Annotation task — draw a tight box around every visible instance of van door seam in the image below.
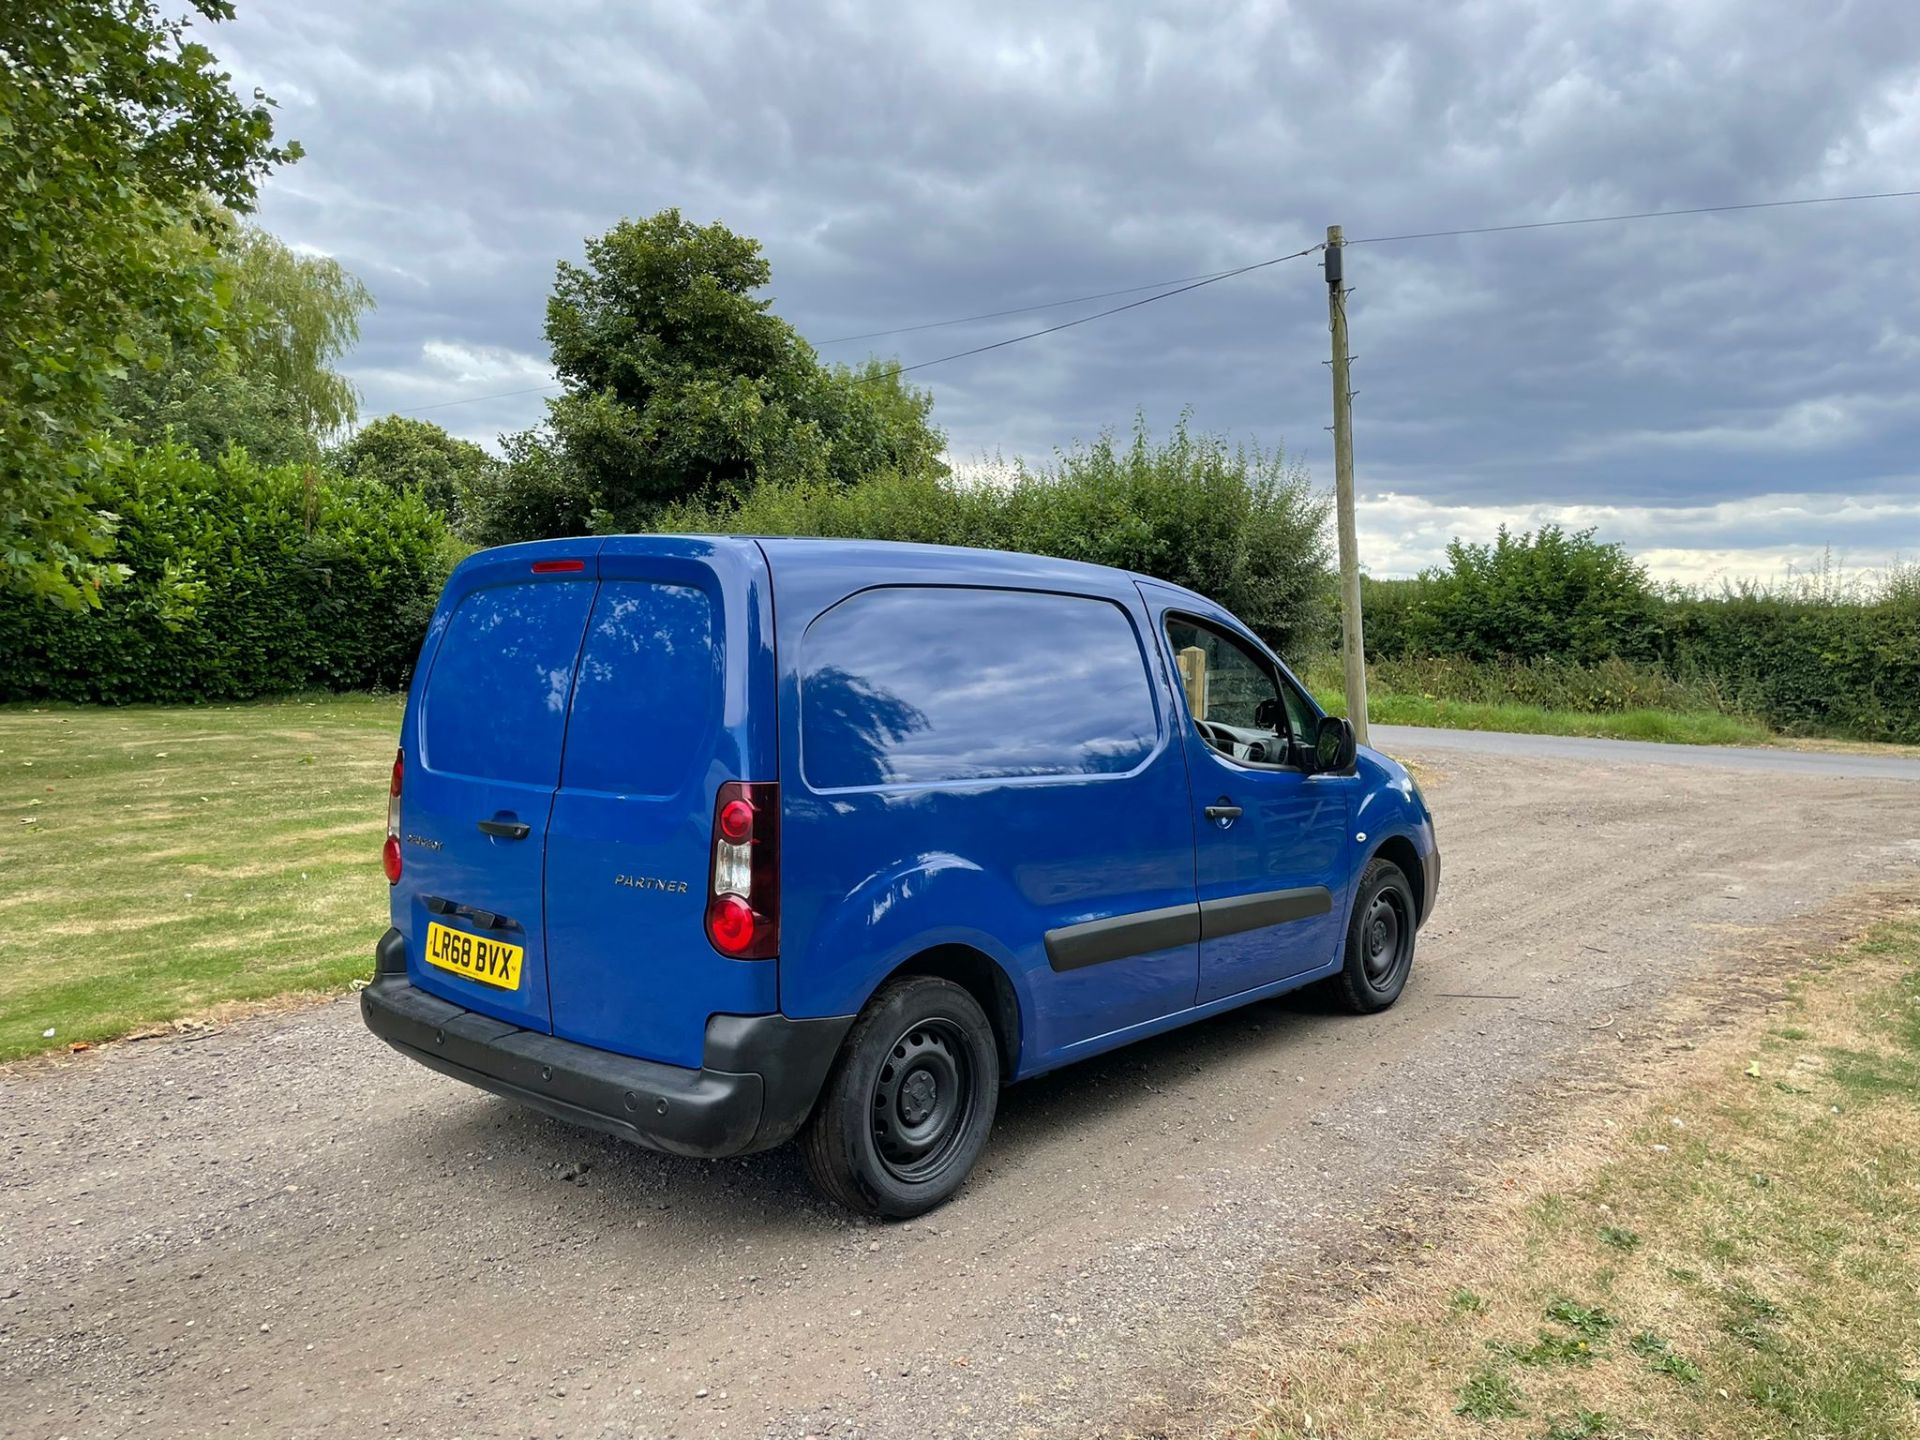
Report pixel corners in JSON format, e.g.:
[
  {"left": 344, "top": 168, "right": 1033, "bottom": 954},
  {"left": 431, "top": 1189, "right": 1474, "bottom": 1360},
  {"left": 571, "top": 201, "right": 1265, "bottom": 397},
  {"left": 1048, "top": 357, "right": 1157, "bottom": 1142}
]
[
  {"left": 541, "top": 549, "right": 606, "bottom": 1033},
  {"left": 1134, "top": 579, "right": 1204, "bottom": 1008},
  {"left": 750, "top": 538, "right": 782, "bottom": 1018}
]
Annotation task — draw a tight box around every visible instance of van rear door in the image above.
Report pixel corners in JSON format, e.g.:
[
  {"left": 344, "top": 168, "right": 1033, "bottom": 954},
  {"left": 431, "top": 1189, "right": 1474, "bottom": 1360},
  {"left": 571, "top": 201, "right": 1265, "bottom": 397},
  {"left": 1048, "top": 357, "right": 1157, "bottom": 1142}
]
[
  {"left": 543, "top": 537, "right": 779, "bottom": 1070},
  {"left": 397, "top": 542, "right": 602, "bottom": 1031}
]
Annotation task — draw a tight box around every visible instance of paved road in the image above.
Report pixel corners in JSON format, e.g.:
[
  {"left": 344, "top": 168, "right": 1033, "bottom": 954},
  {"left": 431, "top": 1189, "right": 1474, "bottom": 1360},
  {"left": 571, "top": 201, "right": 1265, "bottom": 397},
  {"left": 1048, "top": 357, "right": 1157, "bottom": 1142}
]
[
  {"left": 5, "top": 741, "right": 1919, "bottom": 1440},
  {"left": 1372, "top": 723, "right": 1920, "bottom": 780}
]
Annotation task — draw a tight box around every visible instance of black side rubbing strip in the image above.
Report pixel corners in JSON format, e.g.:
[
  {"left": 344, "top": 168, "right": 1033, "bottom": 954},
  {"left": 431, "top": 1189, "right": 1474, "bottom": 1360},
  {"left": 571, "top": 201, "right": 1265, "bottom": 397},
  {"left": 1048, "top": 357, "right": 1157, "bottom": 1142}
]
[
  {"left": 1198, "top": 885, "right": 1332, "bottom": 940},
  {"left": 1046, "top": 903, "right": 1201, "bottom": 972}
]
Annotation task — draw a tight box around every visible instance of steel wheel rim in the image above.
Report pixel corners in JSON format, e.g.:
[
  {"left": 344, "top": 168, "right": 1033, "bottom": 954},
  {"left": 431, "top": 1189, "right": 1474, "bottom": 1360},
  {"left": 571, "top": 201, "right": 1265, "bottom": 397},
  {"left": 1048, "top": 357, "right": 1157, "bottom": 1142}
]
[
  {"left": 1362, "top": 887, "right": 1408, "bottom": 986},
  {"left": 870, "top": 1018, "right": 975, "bottom": 1184}
]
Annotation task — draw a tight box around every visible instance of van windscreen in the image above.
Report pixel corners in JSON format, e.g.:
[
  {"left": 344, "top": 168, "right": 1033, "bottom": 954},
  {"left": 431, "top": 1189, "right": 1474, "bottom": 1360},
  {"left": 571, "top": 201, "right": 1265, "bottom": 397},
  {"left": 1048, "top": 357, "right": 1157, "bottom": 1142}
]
[{"left": 421, "top": 580, "right": 595, "bottom": 786}]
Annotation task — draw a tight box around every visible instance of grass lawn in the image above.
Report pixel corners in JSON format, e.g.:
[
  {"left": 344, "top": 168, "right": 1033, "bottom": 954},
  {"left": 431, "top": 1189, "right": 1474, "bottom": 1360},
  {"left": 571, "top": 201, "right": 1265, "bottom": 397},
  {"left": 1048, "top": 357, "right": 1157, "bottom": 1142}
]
[
  {"left": 1232, "top": 907, "right": 1920, "bottom": 1440},
  {"left": 1313, "top": 688, "right": 1779, "bottom": 747},
  {"left": 0, "top": 692, "right": 1905, "bottom": 1064},
  {"left": 0, "top": 694, "right": 402, "bottom": 1061}
]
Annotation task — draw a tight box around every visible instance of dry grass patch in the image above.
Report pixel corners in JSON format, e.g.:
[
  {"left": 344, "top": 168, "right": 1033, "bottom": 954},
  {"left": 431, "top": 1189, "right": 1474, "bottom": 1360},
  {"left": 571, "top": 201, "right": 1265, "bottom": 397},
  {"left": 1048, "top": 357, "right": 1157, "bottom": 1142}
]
[
  {"left": 0, "top": 695, "right": 403, "bottom": 1059},
  {"left": 1765, "top": 735, "right": 1920, "bottom": 761},
  {"left": 1216, "top": 904, "right": 1920, "bottom": 1440}
]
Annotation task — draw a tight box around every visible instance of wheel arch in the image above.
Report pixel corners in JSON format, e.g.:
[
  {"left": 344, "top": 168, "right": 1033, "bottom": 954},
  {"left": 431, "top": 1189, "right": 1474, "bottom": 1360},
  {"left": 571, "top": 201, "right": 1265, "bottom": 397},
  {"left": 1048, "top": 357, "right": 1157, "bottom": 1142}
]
[
  {"left": 1368, "top": 832, "right": 1427, "bottom": 924},
  {"left": 881, "top": 943, "right": 1022, "bottom": 1080}
]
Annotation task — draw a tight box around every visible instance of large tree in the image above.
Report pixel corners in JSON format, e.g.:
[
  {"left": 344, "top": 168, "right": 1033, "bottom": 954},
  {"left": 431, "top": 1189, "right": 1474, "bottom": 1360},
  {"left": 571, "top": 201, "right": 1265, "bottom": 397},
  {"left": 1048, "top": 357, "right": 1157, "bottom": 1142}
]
[
  {"left": 114, "top": 210, "right": 374, "bottom": 465},
  {"left": 332, "top": 414, "right": 499, "bottom": 521},
  {"left": 500, "top": 209, "right": 944, "bottom": 537},
  {"left": 1, "top": 0, "right": 299, "bottom": 608},
  {"left": 222, "top": 221, "right": 370, "bottom": 437}
]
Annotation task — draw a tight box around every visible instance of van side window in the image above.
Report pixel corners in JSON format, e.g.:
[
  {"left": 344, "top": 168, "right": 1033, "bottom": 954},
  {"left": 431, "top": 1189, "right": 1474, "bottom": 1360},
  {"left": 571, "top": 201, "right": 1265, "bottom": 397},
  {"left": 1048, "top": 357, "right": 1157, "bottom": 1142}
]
[
  {"left": 422, "top": 581, "right": 595, "bottom": 786},
  {"left": 1165, "top": 617, "right": 1289, "bottom": 766},
  {"left": 800, "top": 587, "right": 1159, "bottom": 790}
]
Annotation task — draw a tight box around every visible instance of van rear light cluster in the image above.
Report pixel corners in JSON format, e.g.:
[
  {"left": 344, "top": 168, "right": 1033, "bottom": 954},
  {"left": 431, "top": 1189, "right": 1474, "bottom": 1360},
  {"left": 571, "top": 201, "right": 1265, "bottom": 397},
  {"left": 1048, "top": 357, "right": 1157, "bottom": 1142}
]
[
  {"left": 383, "top": 749, "right": 404, "bottom": 884},
  {"left": 706, "top": 781, "right": 778, "bottom": 958}
]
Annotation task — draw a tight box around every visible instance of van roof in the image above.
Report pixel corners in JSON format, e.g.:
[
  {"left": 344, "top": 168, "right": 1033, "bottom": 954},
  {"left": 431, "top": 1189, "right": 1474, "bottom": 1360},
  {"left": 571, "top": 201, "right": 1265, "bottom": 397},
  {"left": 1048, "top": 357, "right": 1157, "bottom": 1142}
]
[
  {"left": 719, "top": 533, "right": 1214, "bottom": 607},
  {"left": 469, "top": 533, "right": 1219, "bottom": 611}
]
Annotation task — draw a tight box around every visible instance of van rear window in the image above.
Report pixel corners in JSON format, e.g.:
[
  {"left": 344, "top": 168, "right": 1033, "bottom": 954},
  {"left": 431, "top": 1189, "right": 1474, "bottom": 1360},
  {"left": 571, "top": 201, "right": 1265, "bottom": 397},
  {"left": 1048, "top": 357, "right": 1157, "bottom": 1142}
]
[
  {"left": 422, "top": 580, "right": 596, "bottom": 786},
  {"left": 561, "top": 581, "right": 717, "bottom": 797},
  {"left": 800, "top": 586, "right": 1160, "bottom": 790}
]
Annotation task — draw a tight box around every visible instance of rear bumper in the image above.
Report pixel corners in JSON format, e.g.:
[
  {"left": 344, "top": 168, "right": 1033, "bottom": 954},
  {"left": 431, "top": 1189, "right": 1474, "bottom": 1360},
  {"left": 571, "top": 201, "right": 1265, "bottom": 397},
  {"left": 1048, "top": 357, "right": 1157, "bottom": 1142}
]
[{"left": 362, "top": 929, "right": 852, "bottom": 1158}]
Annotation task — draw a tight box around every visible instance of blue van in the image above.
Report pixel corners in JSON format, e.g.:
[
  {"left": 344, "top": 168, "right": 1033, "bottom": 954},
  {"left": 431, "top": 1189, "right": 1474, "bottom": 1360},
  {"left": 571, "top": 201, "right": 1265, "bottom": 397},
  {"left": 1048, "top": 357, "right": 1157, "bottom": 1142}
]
[{"left": 363, "top": 536, "right": 1439, "bottom": 1216}]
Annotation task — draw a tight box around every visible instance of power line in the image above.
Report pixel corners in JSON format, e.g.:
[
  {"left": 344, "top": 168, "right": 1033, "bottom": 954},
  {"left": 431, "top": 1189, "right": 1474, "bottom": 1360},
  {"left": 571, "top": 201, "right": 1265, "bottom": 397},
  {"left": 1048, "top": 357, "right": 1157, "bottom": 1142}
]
[
  {"left": 815, "top": 267, "right": 1243, "bottom": 344},
  {"left": 398, "top": 382, "right": 559, "bottom": 416},
  {"left": 388, "top": 186, "right": 1920, "bottom": 416},
  {"left": 392, "top": 247, "right": 1322, "bottom": 412},
  {"left": 394, "top": 258, "right": 1298, "bottom": 413},
  {"left": 832, "top": 189, "right": 1920, "bottom": 364},
  {"left": 836, "top": 188, "right": 1920, "bottom": 365},
  {"left": 854, "top": 245, "right": 1324, "bottom": 384},
  {"left": 1350, "top": 187, "right": 1920, "bottom": 246},
  {"left": 391, "top": 259, "right": 1290, "bottom": 414}
]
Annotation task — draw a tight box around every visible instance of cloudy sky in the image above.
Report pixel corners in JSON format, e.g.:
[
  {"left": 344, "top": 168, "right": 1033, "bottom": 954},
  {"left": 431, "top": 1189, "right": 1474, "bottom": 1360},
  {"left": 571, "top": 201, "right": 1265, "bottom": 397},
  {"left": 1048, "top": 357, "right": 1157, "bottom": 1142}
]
[{"left": 219, "top": 0, "right": 1920, "bottom": 583}]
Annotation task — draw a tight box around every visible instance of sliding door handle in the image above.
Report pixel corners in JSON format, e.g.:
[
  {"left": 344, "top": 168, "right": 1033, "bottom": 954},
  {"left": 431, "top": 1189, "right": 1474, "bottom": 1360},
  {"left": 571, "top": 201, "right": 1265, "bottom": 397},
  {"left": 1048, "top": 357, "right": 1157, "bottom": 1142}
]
[{"left": 1204, "top": 804, "right": 1243, "bottom": 822}]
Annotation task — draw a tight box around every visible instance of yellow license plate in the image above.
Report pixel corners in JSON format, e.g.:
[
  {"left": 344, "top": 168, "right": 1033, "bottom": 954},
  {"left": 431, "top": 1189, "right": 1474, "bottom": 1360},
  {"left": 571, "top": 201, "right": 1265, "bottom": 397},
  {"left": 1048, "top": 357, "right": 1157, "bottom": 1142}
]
[{"left": 423, "top": 921, "right": 524, "bottom": 990}]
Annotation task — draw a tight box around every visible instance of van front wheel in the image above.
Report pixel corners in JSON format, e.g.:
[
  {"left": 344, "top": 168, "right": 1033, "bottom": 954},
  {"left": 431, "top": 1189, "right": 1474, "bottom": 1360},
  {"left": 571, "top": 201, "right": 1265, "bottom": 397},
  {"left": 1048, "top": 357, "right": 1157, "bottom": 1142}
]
[
  {"left": 1329, "top": 858, "right": 1417, "bottom": 1014},
  {"left": 801, "top": 976, "right": 1000, "bottom": 1218}
]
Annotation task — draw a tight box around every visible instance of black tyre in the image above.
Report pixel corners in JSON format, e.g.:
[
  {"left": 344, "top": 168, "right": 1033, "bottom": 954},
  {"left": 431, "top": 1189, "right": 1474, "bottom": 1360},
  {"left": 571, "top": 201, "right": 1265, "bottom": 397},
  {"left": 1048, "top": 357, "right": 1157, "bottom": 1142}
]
[
  {"left": 801, "top": 976, "right": 999, "bottom": 1218},
  {"left": 1329, "top": 858, "right": 1418, "bottom": 1014}
]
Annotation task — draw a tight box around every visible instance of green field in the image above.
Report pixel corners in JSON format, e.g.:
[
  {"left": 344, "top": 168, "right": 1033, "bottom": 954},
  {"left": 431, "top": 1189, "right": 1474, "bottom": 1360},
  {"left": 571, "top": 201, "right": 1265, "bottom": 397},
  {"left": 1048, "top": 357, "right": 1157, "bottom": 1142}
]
[
  {"left": 0, "top": 689, "right": 1890, "bottom": 1062},
  {"left": 0, "top": 695, "right": 403, "bottom": 1061}
]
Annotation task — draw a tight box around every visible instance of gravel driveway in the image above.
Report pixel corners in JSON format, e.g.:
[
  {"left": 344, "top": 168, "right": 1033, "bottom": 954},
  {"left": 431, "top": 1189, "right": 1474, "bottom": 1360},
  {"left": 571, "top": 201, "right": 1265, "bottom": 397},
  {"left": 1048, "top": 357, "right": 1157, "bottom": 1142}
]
[{"left": 4, "top": 738, "right": 1917, "bottom": 1440}]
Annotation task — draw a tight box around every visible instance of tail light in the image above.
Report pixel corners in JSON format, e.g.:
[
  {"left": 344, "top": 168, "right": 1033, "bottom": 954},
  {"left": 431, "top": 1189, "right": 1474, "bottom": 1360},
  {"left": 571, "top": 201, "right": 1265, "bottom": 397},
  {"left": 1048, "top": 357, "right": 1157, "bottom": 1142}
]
[
  {"left": 705, "top": 781, "right": 778, "bottom": 958},
  {"left": 383, "top": 749, "right": 404, "bottom": 884}
]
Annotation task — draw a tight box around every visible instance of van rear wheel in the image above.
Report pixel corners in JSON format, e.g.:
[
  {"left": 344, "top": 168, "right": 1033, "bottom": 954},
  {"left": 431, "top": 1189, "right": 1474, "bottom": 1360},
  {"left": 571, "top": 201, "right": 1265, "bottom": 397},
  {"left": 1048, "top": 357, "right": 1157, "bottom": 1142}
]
[{"left": 801, "top": 976, "right": 999, "bottom": 1218}]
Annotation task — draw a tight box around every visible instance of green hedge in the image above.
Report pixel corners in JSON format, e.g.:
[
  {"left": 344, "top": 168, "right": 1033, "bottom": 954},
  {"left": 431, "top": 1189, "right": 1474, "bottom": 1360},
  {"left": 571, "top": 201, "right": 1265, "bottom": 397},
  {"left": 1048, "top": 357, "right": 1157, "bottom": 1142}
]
[
  {"left": 1362, "top": 527, "right": 1663, "bottom": 665},
  {"left": 0, "top": 444, "right": 448, "bottom": 703},
  {"left": 1338, "top": 652, "right": 1750, "bottom": 718},
  {"left": 1660, "top": 590, "right": 1920, "bottom": 743},
  {"left": 1362, "top": 559, "right": 1920, "bottom": 743}
]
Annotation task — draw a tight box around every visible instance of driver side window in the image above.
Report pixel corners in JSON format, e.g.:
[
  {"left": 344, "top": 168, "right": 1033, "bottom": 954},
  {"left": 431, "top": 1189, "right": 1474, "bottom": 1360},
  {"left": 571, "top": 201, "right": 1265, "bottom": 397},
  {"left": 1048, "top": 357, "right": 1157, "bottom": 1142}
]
[{"left": 1165, "top": 617, "right": 1286, "bottom": 765}]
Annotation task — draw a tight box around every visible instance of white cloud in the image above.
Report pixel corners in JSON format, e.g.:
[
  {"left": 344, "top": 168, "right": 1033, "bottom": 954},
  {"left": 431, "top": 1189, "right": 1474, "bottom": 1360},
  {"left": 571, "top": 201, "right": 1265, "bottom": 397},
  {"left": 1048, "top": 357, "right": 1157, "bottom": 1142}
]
[
  {"left": 349, "top": 341, "right": 555, "bottom": 448},
  {"left": 1563, "top": 395, "right": 1889, "bottom": 459}
]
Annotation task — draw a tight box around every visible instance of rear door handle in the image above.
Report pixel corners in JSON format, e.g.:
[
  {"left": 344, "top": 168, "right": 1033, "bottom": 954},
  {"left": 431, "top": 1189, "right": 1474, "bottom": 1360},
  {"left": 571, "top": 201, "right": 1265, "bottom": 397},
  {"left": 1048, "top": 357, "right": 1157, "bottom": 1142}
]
[
  {"left": 1204, "top": 804, "right": 1243, "bottom": 822},
  {"left": 476, "top": 817, "right": 531, "bottom": 840},
  {"left": 424, "top": 896, "right": 517, "bottom": 931}
]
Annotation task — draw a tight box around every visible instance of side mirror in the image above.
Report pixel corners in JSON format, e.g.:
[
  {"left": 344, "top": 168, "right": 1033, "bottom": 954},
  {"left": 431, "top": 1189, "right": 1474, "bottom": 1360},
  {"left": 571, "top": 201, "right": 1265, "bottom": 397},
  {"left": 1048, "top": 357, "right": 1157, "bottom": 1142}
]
[{"left": 1314, "top": 715, "right": 1357, "bottom": 773}]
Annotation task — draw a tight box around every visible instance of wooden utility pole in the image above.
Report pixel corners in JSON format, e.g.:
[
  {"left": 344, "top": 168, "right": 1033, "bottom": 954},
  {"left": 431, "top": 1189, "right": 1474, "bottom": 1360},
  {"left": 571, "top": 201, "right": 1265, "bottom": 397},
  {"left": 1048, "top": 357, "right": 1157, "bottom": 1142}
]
[{"left": 1325, "top": 224, "right": 1370, "bottom": 745}]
